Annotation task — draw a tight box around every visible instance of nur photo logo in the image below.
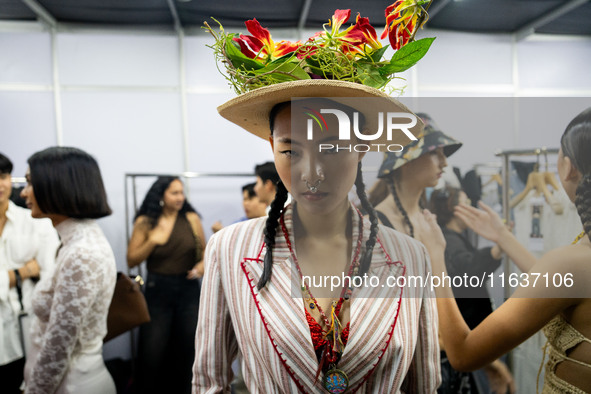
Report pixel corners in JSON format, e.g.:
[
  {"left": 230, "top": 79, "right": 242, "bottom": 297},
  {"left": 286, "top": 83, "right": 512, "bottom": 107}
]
[{"left": 305, "top": 107, "right": 418, "bottom": 153}]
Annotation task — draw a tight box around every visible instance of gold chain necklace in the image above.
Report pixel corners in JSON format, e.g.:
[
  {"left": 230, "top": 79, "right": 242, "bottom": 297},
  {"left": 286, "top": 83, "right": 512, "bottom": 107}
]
[{"left": 572, "top": 231, "right": 587, "bottom": 245}]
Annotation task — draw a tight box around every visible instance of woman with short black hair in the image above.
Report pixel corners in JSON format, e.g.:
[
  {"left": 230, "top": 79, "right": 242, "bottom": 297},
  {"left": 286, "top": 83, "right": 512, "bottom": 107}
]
[{"left": 21, "top": 146, "right": 116, "bottom": 394}]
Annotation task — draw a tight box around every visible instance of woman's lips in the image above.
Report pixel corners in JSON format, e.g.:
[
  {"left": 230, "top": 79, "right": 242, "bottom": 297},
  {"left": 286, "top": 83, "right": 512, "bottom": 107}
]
[{"left": 301, "top": 191, "right": 328, "bottom": 201}]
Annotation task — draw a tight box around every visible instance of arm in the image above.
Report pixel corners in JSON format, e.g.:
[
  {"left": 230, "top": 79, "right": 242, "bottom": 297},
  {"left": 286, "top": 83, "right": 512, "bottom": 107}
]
[
  {"left": 187, "top": 212, "right": 206, "bottom": 279},
  {"left": 26, "top": 252, "right": 105, "bottom": 394},
  {"left": 192, "top": 234, "right": 238, "bottom": 393},
  {"left": 455, "top": 201, "right": 538, "bottom": 272},
  {"left": 32, "top": 219, "right": 59, "bottom": 279},
  {"left": 422, "top": 210, "right": 577, "bottom": 371},
  {"left": 126, "top": 217, "right": 158, "bottom": 268},
  {"left": 401, "top": 245, "right": 441, "bottom": 393}
]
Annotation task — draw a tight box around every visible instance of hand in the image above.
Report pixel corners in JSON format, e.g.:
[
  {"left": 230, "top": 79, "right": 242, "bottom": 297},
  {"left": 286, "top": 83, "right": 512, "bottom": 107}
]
[
  {"left": 24, "top": 258, "right": 40, "bottom": 279},
  {"left": 187, "top": 261, "right": 204, "bottom": 279},
  {"left": 211, "top": 221, "right": 223, "bottom": 233},
  {"left": 484, "top": 360, "right": 516, "bottom": 394},
  {"left": 148, "top": 224, "right": 171, "bottom": 245},
  {"left": 454, "top": 201, "right": 508, "bottom": 243},
  {"left": 418, "top": 210, "right": 446, "bottom": 259}
]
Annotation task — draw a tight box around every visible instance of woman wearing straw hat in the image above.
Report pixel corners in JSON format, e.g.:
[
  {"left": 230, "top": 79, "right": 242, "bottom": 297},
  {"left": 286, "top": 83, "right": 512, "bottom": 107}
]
[{"left": 194, "top": 6, "right": 440, "bottom": 393}]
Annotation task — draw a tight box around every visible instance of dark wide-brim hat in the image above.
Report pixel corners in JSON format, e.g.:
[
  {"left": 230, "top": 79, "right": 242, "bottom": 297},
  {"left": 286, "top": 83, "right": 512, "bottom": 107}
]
[
  {"left": 217, "top": 79, "right": 425, "bottom": 151},
  {"left": 377, "top": 112, "right": 462, "bottom": 178}
]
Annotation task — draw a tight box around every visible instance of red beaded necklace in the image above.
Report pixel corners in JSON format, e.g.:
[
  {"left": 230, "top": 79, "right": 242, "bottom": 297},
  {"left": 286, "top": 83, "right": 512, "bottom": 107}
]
[{"left": 280, "top": 207, "right": 364, "bottom": 393}]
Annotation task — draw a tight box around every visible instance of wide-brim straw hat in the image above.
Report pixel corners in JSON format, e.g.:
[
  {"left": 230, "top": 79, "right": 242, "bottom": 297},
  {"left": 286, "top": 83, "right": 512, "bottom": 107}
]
[
  {"left": 217, "top": 79, "right": 424, "bottom": 150},
  {"left": 377, "top": 112, "right": 462, "bottom": 177}
]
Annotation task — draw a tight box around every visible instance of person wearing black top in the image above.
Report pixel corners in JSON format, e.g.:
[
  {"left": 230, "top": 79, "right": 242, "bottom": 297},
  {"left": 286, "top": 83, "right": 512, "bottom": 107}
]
[{"left": 429, "top": 186, "right": 515, "bottom": 394}]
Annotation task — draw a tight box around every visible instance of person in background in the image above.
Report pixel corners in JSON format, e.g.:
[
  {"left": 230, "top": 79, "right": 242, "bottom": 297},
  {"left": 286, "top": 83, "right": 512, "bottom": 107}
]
[
  {"left": 429, "top": 186, "right": 515, "bottom": 394},
  {"left": 370, "top": 113, "right": 462, "bottom": 243},
  {"left": 0, "top": 152, "right": 59, "bottom": 394},
  {"left": 422, "top": 107, "right": 591, "bottom": 393},
  {"left": 211, "top": 182, "right": 268, "bottom": 233},
  {"left": 254, "top": 161, "right": 280, "bottom": 206},
  {"left": 21, "top": 147, "right": 115, "bottom": 394},
  {"left": 127, "top": 176, "right": 205, "bottom": 394}
]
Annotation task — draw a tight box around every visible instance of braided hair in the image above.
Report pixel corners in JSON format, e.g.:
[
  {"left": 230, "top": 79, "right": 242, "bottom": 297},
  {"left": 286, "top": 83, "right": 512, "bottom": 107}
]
[
  {"left": 383, "top": 175, "right": 415, "bottom": 238},
  {"left": 355, "top": 162, "right": 380, "bottom": 277},
  {"left": 258, "top": 180, "right": 289, "bottom": 290},
  {"left": 561, "top": 107, "right": 591, "bottom": 242}
]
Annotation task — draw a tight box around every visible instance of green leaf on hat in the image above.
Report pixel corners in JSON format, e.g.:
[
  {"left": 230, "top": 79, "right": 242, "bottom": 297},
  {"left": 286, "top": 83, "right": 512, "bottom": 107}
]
[
  {"left": 368, "top": 46, "right": 389, "bottom": 63},
  {"left": 380, "top": 37, "right": 436, "bottom": 75},
  {"left": 356, "top": 63, "right": 388, "bottom": 89},
  {"left": 253, "top": 58, "right": 311, "bottom": 81}
]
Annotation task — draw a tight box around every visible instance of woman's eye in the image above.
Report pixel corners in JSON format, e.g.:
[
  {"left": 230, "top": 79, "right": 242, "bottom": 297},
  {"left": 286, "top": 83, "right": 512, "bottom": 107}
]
[{"left": 280, "top": 150, "right": 296, "bottom": 158}]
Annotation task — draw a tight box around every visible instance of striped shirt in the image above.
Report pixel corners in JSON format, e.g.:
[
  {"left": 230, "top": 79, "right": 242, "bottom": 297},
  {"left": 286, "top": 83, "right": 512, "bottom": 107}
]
[{"left": 193, "top": 204, "right": 440, "bottom": 393}]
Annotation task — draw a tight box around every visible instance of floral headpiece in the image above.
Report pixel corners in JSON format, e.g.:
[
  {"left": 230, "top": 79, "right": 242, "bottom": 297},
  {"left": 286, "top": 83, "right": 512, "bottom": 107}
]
[{"left": 204, "top": 1, "right": 433, "bottom": 95}]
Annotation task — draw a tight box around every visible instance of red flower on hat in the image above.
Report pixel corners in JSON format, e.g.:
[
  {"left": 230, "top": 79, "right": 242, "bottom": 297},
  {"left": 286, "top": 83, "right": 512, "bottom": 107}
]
[
  {"left": 382, "top": 0, "right": 430, "bottom": 50},
  {"left": 233, "top": 19, "right": 301, "bottom": 62}
]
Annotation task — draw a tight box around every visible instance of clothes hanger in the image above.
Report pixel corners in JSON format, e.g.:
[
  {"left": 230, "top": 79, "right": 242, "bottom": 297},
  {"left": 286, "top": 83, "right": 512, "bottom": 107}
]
[
  {"left": 483, "top": 173, "right": 503, "bottom": 187},
  {"left": 542, "top": 150, "right": 562, "bottom": 192},
  {"left": 509, "top": 150, "right": 564, "bottom": 214}
]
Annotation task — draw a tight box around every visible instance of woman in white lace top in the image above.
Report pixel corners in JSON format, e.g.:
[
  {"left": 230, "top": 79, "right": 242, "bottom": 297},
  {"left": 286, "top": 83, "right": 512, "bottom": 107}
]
[{"left": 20, "top": 147, "right": 116, "bottom": 394}]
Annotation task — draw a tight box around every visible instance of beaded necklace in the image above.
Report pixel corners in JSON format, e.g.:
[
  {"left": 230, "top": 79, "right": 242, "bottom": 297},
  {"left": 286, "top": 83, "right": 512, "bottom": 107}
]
[{"left": 280, "top": 207, "right": 364, "bottom": 394}]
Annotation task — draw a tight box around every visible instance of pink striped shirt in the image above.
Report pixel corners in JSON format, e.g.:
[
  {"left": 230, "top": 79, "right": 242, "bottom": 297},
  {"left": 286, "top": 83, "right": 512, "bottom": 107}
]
[{"left": 193, "top": 205, "right": 440, "bottom": 393}]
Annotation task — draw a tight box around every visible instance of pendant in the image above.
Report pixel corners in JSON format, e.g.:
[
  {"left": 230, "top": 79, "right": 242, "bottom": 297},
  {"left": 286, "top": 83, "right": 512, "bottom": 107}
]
[{"left": 324, "top": 367, "right": 349, "bottom": 393}]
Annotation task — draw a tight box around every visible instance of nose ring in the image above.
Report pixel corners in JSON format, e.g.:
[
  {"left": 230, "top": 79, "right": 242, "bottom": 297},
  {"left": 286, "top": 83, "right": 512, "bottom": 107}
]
[{"left": 304, "top": 179, "right": 322, "bottom": 193}]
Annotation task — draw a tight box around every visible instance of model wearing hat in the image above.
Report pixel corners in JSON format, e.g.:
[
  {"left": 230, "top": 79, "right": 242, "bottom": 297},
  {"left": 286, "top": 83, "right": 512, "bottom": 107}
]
[
  {"left": 371, "top": 113, "right": 462, "bottom": 239},
  {"left": 194, "top": 6, "right": 441, "bottom": 393}
]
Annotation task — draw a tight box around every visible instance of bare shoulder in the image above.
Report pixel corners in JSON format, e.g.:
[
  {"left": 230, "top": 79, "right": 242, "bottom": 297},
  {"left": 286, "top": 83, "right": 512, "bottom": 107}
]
[
  {"left": 133, "top": 215, "right": 152, "bottom": 230},
  {"left": 186, "top": 211, "right": 202, "bottom": 224}
]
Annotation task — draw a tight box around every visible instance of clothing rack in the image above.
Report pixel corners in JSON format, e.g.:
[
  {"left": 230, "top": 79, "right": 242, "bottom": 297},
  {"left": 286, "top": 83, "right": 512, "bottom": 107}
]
[
  {"left": 472, "top": 162, "right": 503, "bottom": 177},
  {"left": 495, "top": 147, "right": 559, "bottom": 246}
]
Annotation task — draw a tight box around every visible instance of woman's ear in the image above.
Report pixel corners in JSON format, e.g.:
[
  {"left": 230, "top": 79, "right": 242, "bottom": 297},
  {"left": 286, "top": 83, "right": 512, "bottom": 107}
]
[{"left": 564, "top": 155, "right": 582, "bottom": 182}]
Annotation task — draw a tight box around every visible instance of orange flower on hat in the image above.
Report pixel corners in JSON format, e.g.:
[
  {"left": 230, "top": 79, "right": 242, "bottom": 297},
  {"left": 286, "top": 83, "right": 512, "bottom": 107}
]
[
  {"left": 382, "top": 0, "right": 430, "bottom": 50},
  {"left": 233, "top": 18, "right": 301, "bottom": 62}
]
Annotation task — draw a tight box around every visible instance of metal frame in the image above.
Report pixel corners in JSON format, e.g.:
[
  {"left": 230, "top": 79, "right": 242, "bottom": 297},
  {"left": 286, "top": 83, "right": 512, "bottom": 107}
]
[{"left": 495, "top": 147, "right": 559, "bottom": 298}]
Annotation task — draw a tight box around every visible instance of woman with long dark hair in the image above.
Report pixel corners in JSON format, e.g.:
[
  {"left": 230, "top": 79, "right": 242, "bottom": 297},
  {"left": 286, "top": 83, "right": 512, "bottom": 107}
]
[
  {"left": 21, "top": 146, "right": 115, "bottom": 394},
  {"left": 423, "top": 107, "right": 591, "bottom": 393},
  {"left": 127, "top": 176, "right": 205, "bottom": 394}
]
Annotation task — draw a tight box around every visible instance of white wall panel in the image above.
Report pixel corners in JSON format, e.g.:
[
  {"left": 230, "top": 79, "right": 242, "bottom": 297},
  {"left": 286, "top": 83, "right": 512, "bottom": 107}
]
[
  {"left": 0, "top": 92, "right": 56, "bottom": 176},
  {"left": 58, "top": 33, "right": 179, "bottom": 87},
  {"left": 416, "top": 30, "right": 514, "bottom": 87},
  {"left": 518, "top": 38, "right": 591, "bottom": 91},
  {"left": 0, "top": 32, "right": 52, "bottom": 85}
]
